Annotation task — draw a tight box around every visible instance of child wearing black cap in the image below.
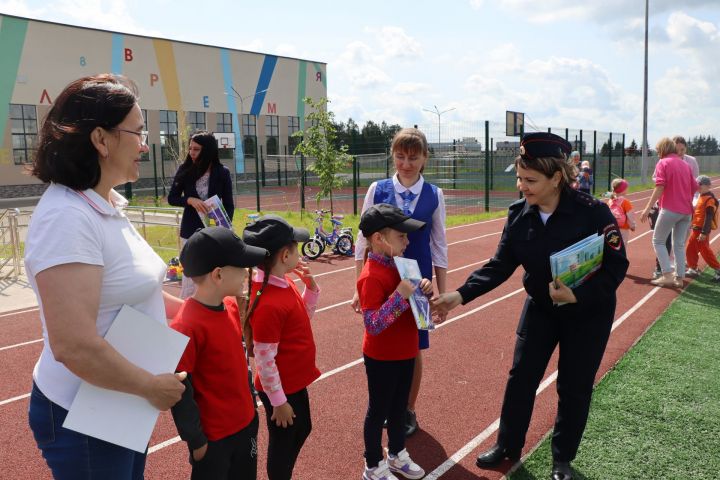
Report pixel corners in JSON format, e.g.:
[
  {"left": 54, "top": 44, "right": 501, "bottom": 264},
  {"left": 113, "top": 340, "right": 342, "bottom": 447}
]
[
  {"left": 357, "top": 203, "right": 433, "bottom": 480},
  {"left": 242, "top": 215, "right": 321, "bottom": 480},
  {"left": 169, "top": 227, "right": 268, "bottom": 480}
]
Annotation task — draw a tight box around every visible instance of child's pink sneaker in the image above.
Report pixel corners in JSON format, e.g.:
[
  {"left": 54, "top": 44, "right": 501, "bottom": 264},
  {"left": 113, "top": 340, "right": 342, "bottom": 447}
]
[{"left": 387, "top": 448, "right": 425, "bottom": 479}]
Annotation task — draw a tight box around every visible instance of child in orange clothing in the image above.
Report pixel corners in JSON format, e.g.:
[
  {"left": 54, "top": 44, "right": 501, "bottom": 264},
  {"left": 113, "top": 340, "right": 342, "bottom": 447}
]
[
  {"left": 357, "top": 204, "right": 434, "bottom": 480},
  {"left": 607, "top": 178, "right": 636, "bottom": 243},
  {"left": 685, "top": 175, "right": 720, "bottom": 281}
]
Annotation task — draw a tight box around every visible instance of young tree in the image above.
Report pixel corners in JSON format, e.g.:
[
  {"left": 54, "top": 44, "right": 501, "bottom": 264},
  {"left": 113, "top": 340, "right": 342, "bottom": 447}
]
[{"left": 293, "top": 97, "right": 353, "bottom": 214}]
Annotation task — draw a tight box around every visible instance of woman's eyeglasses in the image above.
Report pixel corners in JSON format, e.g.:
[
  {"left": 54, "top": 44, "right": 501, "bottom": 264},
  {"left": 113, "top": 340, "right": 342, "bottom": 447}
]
[{"left": 114, "top": 128, "right": 149, "bottom": 145}]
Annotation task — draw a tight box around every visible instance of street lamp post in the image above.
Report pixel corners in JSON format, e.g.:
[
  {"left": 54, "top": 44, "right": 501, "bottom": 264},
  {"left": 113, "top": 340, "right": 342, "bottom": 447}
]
[
  {"left": 422, "top": 105, "right": 456, "bottom": 151},
  {"left": 224, "top": 88, "right": 268, "bottom": 197},
  {"left": 641, "top": 0, "right": 649, "bottom": 184}
]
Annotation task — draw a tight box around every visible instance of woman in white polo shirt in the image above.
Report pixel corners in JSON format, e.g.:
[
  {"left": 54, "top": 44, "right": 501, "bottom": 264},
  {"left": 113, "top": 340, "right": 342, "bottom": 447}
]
[{"left": 24, "top": 74, "right": 186, "bottom": 480}]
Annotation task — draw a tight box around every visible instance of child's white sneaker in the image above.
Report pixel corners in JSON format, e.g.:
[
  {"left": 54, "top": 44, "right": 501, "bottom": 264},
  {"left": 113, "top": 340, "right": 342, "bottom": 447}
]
[
  {"left": 686, "top": 268, "right": 700, "bottom": 277},
  {"left": 363, "top": 459, "right": 399, "bottom": 480},
  {"left": 387, "top": 448, "right": 425, "bottom": 479}
]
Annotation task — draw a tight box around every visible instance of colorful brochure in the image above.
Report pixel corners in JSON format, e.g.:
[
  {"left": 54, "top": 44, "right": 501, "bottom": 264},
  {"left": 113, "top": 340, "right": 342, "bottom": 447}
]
[
  {"left": 202, "top": 194, "right": 232, "bottom": 229},
  {"left": 393, "top": 256, "right": 434, "bottom": 331},
  {"left": 550, "top": 233, "right": 604, "bottom": 290}
]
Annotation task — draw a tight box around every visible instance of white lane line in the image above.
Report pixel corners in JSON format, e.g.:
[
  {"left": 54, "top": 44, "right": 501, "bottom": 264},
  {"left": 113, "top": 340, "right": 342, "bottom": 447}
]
[
  {"left": 427, "top": 232, "right": 720, "bottom": 478},
  {"left": 0, "top": 339, "right": 42, "bottom": 352},
  {"left": 316, "top": 300, "right": 352, "bottom": 313},
  {"left": 0, "top": 307, "right": 39, "bottom": 319},
  {"left": 448, "top": 232, "right": 501, "bottom": 246},
  {"left": 0, "top": 393, "right": 30, "bottom": 407},
  {"left": 425, "top": 284, "right": 663, "bottom": 479},
  {"left": 148, "top": 436, "right": 182, "bottom": 454}
]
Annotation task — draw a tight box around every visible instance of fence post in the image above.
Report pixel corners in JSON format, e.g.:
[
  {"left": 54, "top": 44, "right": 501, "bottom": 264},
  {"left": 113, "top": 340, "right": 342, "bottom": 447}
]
[
  {"left": 260, "top": 146, "right": 266, "bottom": 187},
  {"left": 160, "top": 148, "right": 167, "bottom": 196},
  {"left": 300, "top": 153, "right": 306, "bottom": 210},
  {"left": 385, "top": 142, "right": 390, "bottom": 179},
  {"left": 490, "top": 138, "right": 494, "bottom": 190},
  {"left": 353, "top": 156, "right": 358, "bottom": 216},
  {"left": 9, "top": 210, "right": 21, "bottom": 277},
  {"left": 621, "top": 133, "right": 626, "bottom": 179},
  {"left": 152, "top": 143, "right": 159, "bottom": 199},
  {"left": 254, "top": 147, "right": 261, "bottom": 212},
  {"left": 124, "top": 182, "right": 132, "bottom": 200},
  {"left": 484, "top": 121, "right": 490, "bottom": 212},
  {"left": 608, "top": 132, "right": 613, "bottom": 191},
  {"left": 277, "top": 157, "right": 281, "bottom": 186},
  {"left": 593, "top": 130, "right": 597, "bottom": 195},
  {"left": 452, "top": 139, "right": 457, "bottom": 190},
  {"left": 565, "top": 128, "right": 569, "bottom": 141}
]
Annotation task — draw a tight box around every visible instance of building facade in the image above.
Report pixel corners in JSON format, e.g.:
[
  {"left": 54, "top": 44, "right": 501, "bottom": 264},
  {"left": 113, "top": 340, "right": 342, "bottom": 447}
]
[{"left": 0, "top": 14, "right": 327, "bottom": 197}]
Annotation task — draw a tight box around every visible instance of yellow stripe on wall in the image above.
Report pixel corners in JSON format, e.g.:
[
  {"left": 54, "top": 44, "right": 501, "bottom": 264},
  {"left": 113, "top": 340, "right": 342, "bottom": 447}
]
[{"left": 152, "top": 39, "right": 182, "bottom": 110}]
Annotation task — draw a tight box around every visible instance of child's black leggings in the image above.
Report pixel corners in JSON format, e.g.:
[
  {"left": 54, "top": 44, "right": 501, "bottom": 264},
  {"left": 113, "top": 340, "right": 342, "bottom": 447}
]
[
  {"left": 363, "top": 355, "right": 415, "bottom": 468},
  {"left": 258, "top": 388, "right": 311, "bottom": 480}
]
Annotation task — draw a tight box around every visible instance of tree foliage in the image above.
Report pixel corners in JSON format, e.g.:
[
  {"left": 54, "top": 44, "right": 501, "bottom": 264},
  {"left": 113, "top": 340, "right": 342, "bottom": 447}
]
[
  {"left": 687, "top": 135, "right": 719, "bottom": 155},
  {"left": 293, "top": 97, "right": 353, "bottom": 214}
]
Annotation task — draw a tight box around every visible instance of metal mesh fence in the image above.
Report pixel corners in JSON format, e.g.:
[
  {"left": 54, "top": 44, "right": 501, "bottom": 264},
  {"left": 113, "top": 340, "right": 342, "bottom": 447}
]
[{"left": 126, "top": 122, "right": 639, "bottom": 216}]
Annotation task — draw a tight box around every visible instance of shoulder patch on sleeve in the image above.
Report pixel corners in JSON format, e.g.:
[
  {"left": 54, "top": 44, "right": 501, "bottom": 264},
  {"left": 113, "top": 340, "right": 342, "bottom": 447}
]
[{"left": 603, "top": 224, "right": 623, "bottom": 251}]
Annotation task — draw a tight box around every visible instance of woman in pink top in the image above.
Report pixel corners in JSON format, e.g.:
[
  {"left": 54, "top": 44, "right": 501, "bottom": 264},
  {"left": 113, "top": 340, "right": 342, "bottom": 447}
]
[{"left": 640, "top": 137, "right": 698, "bottom": 287}]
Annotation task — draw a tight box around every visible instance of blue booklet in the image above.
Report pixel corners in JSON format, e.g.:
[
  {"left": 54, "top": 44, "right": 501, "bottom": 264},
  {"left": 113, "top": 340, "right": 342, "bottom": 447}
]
[
  {"left": 393, "top": 256, "right": 434, "bottom": 331},
  {"left": 550, "top": 233, "right": 604, "bottom": 290}
]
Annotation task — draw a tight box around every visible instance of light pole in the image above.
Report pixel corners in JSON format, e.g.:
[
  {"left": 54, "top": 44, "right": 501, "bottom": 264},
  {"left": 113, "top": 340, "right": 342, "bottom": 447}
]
[
  {"left": 223, "top": 87, "right": 269, "bottom": 195},
  {"left": 641, "top": 0, "right": 649, "bottom": 184},
  {"left": 422, "top": 105, "right": 456, "bottom": 151}
]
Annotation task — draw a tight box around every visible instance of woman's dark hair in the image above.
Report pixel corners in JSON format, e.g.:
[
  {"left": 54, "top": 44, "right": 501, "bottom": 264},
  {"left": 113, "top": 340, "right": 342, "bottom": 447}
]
[
  {"left": 31, "top": 74, "right": 139, "bottom": 189},
  {"left": 514, "top": 155, "right": 577, "bottom": 189},
  {"left": 174, "top": 131, "right": 221, "bottom": 184}
]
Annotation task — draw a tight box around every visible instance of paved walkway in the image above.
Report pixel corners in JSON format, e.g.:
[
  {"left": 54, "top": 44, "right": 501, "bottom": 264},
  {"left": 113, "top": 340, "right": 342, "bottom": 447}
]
[{"left": 0, "top": 269, "right": 38, "bottom": 314}]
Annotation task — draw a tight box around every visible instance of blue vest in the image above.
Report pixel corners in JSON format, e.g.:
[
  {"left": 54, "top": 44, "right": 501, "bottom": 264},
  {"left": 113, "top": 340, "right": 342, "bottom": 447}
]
[{"left": 373, "top": 179, "right": 438, "bottom": 279}]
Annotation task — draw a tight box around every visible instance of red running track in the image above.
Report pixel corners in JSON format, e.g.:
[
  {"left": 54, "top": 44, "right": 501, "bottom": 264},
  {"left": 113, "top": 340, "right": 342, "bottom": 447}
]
[{"left": 2, "top": 184, "right": 720, "bottom": 479}]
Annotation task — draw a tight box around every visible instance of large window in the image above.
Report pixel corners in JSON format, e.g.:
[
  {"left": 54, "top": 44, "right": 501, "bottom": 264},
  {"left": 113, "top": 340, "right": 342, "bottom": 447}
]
[
  {"left": 216, "top": 113, "right": 233, "bottom": 133},
  {"left": 10, "top": 104, "right": 38, "bottom": 165},
  {"left": 288, "top": 116, "right": 300, "bottom": 154},
  {"left": 160, "top": 110, "right": 178, "bottom": 161},
  {"left": 265, "top": 115, "right": 279, "bottom": 156},
  {"left": 241, "top": 114, "right": 256, "bottom": 157},
  {"left": 187, "top": 111, "right": 206, "bottom": 132}
]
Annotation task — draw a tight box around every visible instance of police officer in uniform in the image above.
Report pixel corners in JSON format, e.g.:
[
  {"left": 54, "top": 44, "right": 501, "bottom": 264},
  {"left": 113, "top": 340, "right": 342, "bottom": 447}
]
[{"left": 431, "top": 132, "right": 629, "bottom": 480}]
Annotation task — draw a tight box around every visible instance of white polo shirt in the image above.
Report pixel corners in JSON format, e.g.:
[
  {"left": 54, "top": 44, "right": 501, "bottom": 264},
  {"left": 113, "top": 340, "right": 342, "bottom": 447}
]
[{"left": 25, "top": 184, "right": 167, "bottom": 410}]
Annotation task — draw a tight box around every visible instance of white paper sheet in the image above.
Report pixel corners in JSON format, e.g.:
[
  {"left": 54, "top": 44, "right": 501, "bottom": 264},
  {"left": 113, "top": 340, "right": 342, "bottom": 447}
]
[{"left": 63, "top": 304, "right": 189, "bottom": 453}]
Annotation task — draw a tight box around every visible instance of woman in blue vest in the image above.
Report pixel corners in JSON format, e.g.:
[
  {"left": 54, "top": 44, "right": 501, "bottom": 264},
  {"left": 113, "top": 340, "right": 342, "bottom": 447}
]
[
  {"left": 168, "top": 131, "right": 234, "bottom": 298},
  {"left": 352, "top": 127, "right": 448, "bottom": 437}
]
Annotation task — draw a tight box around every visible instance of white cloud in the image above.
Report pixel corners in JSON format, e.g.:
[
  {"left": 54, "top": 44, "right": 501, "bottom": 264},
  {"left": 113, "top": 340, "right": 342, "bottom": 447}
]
[
  {"left": 393, "top": 82, "right": 431, "bottom": 95},
  {"left": 53, "top": 0, "right": 161, "bottom": 36},
  {"left": 0, "top": 0, "right": 46, "bottom": 17},
  {"left": 468, "top": 0, "right": 484, "bottom": 10},
  {"left": 366, "top": 26, "right": 422, "bottom": 60}
]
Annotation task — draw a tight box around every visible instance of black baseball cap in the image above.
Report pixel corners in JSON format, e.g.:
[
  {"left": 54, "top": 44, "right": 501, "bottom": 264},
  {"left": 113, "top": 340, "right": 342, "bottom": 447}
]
[
  {"left": 359, "top": 203, "right": 425, "bottom": 237},
  {"left": 242, "top": 215, "right": 310, "bottom": 254},
  {"left": 180, "top": 227, "right": 268, "bottom": 277},
  {"left": 520, "top": 132, "right": 572, "bottom": 160}
]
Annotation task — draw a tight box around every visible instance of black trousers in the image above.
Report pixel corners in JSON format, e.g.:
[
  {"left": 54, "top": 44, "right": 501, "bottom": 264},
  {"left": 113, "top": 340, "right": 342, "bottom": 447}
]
[
  {"left": 363, "top": 355, "right": 415, "bottom": 468},
  {"left": 497, "top": 298, "right": 613, "bottom": 462},
  {"left": 189, "top": 413, "right": 259, "bottom": 480},
  {"left": 258, "top": 388, "right": 312, "bottom": 480}
]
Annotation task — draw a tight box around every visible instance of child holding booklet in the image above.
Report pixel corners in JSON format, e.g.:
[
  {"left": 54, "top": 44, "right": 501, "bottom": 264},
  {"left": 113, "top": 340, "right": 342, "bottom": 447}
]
[
  {"left": 357, "top": 203, "right": 433, "bottom": 480},
  {"left": 242, "top": 215, "right": 320, "bottom": 480},
  {"left": 170, "top": 227, "right": 268, "bottom": 480}
]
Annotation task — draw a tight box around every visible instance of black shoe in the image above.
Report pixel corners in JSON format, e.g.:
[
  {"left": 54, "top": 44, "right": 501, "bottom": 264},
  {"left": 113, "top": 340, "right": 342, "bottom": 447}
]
[
  {"left": 475, "top": 443, "right": 521, "bottom": 468},
  {"left": 551, "top": 461, "right": 573, "bottom": 480},
  {"left": 404, "top": 409, "right": 418, "bottom": 437}
]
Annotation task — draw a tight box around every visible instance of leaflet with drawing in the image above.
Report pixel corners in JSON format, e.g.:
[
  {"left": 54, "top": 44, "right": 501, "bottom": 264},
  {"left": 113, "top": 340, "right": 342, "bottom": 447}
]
[
  {"left": 201, "top": 194, "right": 232, "bottom": 228},
  {"left": 63, "top": 305, "right": 189, "bottom": 453},
  {"left": 550, "top": 233, "right": 604, "bottom": 290},
  {"left": 393, "top": 256, "right": 434, "bottom": 331}
]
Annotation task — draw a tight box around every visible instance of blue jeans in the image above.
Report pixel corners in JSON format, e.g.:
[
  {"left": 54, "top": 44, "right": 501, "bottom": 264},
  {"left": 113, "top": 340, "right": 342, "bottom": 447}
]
[{"left": 28, "top": 382, "right": 147, "bottom": 480}]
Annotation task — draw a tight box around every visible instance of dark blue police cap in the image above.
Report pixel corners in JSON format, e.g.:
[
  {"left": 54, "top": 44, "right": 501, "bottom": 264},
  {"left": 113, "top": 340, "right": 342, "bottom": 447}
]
[{"left": 519, "top": 132, "right": 572, "bottom": 160}]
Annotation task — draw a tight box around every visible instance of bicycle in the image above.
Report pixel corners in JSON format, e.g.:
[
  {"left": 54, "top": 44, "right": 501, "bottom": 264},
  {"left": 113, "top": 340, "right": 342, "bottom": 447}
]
[{"left": 302, "top": 209, "right": 354, "bottom": 260}]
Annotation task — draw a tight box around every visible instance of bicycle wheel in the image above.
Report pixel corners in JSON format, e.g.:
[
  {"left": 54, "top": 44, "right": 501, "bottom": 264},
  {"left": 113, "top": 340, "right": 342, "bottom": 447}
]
[
  {"left": 302, "top": 238, "right": 324, "bottom": 260},
  {"left": 336, "top": 234, "right": 354, "bottom": 256}
]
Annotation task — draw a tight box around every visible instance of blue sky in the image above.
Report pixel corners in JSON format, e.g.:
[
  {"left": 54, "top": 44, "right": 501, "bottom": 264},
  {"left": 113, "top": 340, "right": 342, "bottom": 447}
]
[{"left": 2, "top": 0, "right": 718, "bottom": 145}]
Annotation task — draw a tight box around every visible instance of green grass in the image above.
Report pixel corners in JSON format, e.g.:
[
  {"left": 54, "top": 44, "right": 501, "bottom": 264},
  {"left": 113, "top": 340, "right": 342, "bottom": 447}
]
[{"left": 509, "top": 268, "right": 720, "bottom": 480}]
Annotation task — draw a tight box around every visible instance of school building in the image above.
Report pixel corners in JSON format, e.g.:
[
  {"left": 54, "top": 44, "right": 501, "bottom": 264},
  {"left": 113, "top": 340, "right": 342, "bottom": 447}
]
[{"left": 0, "top": 13, "right": 327, "bottom": 198}]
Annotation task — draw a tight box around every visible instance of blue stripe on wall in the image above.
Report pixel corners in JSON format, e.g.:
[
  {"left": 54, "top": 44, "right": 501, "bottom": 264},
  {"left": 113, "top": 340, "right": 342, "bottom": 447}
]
[
  {"left": 111, "top": 33, "right": 123, "bottom": 74},
  {"left": 249, "top": 55, "right": 277, "bottom": 116},
  {"left": 220, "top": 48, "right": 244, "bottom": 174}
]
